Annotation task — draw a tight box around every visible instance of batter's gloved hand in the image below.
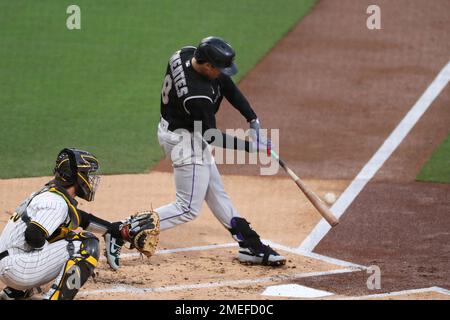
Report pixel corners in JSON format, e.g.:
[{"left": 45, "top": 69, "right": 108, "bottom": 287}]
[
  {"left": 120, "top": 210, "right": 160, "bottom": 258},
  {"left": 249, "top": 118, "right": 272, "bottom": 156}
]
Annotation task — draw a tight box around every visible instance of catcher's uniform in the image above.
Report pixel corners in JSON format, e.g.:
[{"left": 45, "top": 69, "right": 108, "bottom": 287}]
[
  {"left": 0, "top": 188, "right": 74, "bottom": 290},
  {"left": 0, "top": 184, "right": 100, "bottom": 299}
]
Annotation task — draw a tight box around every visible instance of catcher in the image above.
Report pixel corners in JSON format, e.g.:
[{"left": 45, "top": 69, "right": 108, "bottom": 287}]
[{"left": 0, "top": 148, "right": 159, "bottom": 300}]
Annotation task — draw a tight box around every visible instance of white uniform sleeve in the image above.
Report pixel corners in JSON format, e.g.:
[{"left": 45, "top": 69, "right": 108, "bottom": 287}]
[{"left": 26, "top": 192, "right": 69, "bottom": 237}]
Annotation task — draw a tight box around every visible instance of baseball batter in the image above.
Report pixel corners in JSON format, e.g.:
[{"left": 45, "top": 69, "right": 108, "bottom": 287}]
[
  {"left": 155, "top": 36, "right": 285, "bottom": 266},
  {"left": 0, "top": 148, "right": 151, "bottom": 300}
]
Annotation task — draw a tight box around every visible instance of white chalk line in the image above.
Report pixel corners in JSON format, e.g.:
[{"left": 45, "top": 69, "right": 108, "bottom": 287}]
[
  {"left": 99, "top": 239, "right": 363, "bottom": 270},
  {"left": 80, "top": 268, "right": 357, "bottom": 297},
  {"left": 264, "top": 240, "right": 366, "bottom": 269},
  {"left": 299, "top": 60, "right": 450, "bottom": 253},
  {"left": 296, "top": 250, "right": 366, "bottom": 270},
  {"left": 344, "top": 286, "right": 450, "bottom": 300},
  {"left": 100, "top": 242, "right": 238, "bottom": 260}
]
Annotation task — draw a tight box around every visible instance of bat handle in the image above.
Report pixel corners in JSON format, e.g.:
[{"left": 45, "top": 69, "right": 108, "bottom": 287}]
[{"left": 270, "top": 150, "right": 299, "bottom": 180}]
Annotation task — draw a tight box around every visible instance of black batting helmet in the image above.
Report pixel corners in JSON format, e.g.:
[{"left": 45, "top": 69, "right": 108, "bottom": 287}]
[
  {"left": 194, "top": 36, "right": 238, "bottom": 76},
  {"left": 54, "top": 148, "right": 100, "bottom": 201}
]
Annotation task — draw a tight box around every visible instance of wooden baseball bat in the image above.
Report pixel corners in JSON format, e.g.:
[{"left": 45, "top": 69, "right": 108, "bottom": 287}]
[{"left": 270, "top": 150, "right": 339, "bottom": 227}]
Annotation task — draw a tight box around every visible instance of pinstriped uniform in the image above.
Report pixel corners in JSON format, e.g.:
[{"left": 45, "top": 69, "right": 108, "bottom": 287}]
[{"left": 0, "top": 191, "right": 79, "bottom": 290}]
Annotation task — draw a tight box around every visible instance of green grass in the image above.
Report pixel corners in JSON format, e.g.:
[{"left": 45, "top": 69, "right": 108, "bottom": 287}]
[
  {"left": 0, "top": 0, "right": 316, "bottom": 178},
  {"left": 417, "top": 133, "right": 450, "bottom": 184}
]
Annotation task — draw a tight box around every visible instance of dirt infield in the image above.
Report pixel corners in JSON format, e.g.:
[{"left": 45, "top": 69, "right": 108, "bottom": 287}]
[
  {"left": 1, "top": 0, "right": 450, "bottom": 299},
  {"left": 0, "top": 174, "right": 350, "bottom": 299},
  {"left": 149, "top": 0, "right": 450, "bottom": 299}
]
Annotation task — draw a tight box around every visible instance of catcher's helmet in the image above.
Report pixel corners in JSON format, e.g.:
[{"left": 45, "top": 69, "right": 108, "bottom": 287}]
[
  {"left": 54, "top": 148, "right": 100, "bottom": 201},
  {"left": 194, "top": 36, "right": 238, "bottom": 76}
]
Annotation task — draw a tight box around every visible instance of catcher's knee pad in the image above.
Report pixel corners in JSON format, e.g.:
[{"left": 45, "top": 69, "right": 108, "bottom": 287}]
[
  {"left": 229, "top": 217, "right": 262, "bottom": 249},
  {"left": 47, "top": 232, "right": 99, "bottom": 300}
]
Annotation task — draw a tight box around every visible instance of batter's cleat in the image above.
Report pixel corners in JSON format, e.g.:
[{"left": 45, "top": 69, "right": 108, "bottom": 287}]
[
  {"left": 104, "top": 232, "right": 124, "bottom": 271},
  {"left": 237, "top": 244, "right": 286, "bottom": 266},
  {"left": 0, "top": 287, "right": 36, "bottom": 300}
]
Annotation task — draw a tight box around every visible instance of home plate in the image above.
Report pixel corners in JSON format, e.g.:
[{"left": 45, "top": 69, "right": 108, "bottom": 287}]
[{"left": 262, "top": 284, "right": 334, "bottom": 298}]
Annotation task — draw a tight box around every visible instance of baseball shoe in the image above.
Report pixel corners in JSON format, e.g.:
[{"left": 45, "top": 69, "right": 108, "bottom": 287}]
[
  {"left": 237, "top": 244, "right": 286, "bottom": 266},
  {"left": 0, "top": 287, "right": 36, "bottom": 300},
  {"left": 104, "top": 232, "right": 124, "bottom": 271}
]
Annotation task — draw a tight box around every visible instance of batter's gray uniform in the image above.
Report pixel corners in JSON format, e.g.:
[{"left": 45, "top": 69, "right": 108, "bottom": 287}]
[
  {"left": 153, "top": 40, "right": 286, "bottom": 266},
  {"left": 156, "top": 117, "right": 240, "bottom": 230}
]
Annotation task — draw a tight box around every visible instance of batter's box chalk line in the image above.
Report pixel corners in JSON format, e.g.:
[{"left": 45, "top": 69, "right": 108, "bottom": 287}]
[
  {"left": 99, "top": 239, "right": 366, "bottom": 270},
  {"left": 80, "top": 268, "right": 357, "bottom": 297}
]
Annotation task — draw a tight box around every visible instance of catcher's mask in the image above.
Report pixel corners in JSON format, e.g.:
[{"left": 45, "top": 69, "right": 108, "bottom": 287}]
[{"left": 54, "top": 148, "right": 100, "bottom": 201}]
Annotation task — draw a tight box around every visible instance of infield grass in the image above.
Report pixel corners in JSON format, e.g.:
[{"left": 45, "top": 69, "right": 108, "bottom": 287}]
[
  {"left": 0, "top": 0, "right": 316, "bottom": 178},
  {"left": 417, "top": 133, "right": 450, "bottom": 184}
]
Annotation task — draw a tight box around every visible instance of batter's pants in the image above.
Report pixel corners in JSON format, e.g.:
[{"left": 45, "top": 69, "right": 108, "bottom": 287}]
[{"left": 155, "top": 117, "right": 241, "bottom": 230}]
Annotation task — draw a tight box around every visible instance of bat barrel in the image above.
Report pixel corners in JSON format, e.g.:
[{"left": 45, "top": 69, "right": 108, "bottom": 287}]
[{"left": 270, "top": 150, "right": 339, "bottom": 227}]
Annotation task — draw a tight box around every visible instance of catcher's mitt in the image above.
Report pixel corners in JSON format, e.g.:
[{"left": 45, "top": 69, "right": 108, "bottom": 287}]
[{"left": 120, "top": 210, "right": 160, "bottom": 257}]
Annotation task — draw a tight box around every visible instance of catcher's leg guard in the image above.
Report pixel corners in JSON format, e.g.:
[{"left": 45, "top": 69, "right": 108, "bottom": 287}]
[
  {"left": 229, "top": 217, "right": 286, "bottom": 266},
  {"left": 45, "top": 232, "right": 99, "bottom": 300}
]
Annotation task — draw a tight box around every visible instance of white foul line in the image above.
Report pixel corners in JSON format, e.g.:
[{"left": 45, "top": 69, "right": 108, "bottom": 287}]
[
  {"left": 344, "top": 286, "right": 450, "bottom": 300},
  {"left": 299, "top": 60, "right": 450, "bottom": 253},
  {"left": 80, "top": 268, "right": 356, "bottom": 297},
  {"left": 264, "top": 240, "right": 366, "bottom": 269},
  {"left": 297, "top": 250, "right": 366, "bottom": 270}
]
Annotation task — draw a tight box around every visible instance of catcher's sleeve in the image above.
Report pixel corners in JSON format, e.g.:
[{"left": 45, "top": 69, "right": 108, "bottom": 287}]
[
  {"left": 24, "top": 223, "right": 47, "bottom": 249},
  {"left": 78, "top": 210, "right": 121, "bottom": 237}
]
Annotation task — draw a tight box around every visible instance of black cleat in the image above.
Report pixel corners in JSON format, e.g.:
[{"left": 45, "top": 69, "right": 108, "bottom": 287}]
[{"left": 237, "top": 245, "right": 286, "bottom": 266}]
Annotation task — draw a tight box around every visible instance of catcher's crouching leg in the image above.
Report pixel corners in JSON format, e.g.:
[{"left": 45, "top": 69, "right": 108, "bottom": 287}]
[{"left": 44, "top": 232, "right": 99, "bottom": 300}]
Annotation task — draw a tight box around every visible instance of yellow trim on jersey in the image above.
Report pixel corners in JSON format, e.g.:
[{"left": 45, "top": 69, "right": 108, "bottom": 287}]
[
  {"left": 48, "top": 187, "right": 80, "bottom": 229},
  {"left": 47, "top": 226, "right": 70, "bottom": 243},
  {"left": 10, "top": 212, "right": 20, "bottom": 223},
  {"left": 30, "top": 221, "right": 49, "bottom": 237}
]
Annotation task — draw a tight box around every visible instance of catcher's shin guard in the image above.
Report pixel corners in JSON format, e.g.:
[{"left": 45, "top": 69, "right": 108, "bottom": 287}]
[
  {"left": 229, "top": 217, "right": 286, "bottom": 266},
  {"left": 45, "top": 232, "right": 99, "bottom": 300}
]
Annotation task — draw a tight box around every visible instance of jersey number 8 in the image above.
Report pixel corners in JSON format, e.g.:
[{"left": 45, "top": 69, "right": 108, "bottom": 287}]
[{"left": 161, "top": 74, "right": 172, "bottom": 105}]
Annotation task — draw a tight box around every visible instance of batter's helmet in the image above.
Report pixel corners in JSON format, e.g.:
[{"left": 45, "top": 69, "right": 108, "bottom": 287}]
[
  {"left": 194, "top": 36, "right": 238, "bottom": 76},
  {"left": 54, "top": 148, "right": 100, "bottom": 201}
]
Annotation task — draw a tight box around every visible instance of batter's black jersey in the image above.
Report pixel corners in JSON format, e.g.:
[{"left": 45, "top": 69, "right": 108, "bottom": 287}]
[{"left": 160, "top": 47, "right": 257, "bottom": 134}]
